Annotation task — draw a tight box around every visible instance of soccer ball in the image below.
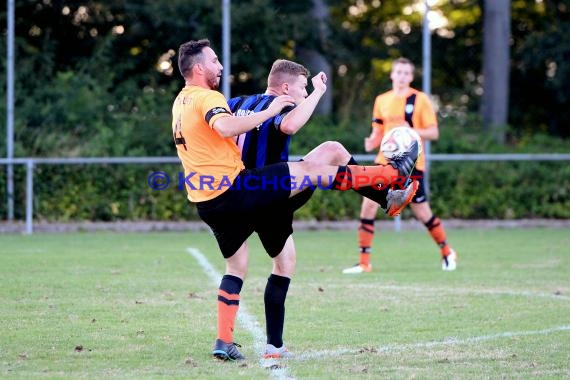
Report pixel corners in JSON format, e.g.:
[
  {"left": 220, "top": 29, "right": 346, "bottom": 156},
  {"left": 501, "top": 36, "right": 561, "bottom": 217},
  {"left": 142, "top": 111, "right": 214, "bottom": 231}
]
[{"left": 380, "top": 126, "right": 422, "bottom": 160}]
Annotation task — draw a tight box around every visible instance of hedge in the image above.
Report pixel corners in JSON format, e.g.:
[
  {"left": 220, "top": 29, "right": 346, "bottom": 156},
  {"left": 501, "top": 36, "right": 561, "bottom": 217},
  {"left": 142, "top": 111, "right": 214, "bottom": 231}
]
[
  {"left": 0, "top": 158, "right": 568, "bottom": 222},
  {"left": 1, "top": 117, "right": 568, "bottom": 221}
]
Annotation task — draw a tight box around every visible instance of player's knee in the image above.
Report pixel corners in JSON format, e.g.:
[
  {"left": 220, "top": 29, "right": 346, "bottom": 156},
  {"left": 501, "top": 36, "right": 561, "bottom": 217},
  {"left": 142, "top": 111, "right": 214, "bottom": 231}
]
[
  {"left": 411, "top": 202, "right": 432, "bottom": 222},
  {"left": 297, "top": 159, "right": 321, "bottom": 174},
  {"left": 226, "top": 248, "right": 249, "bottom": 278},
  {"left": 273, "top": 254, "right": 296, "bottom": 277},
  {"left": 322, "top": 141, "right": 350, "bottom": 164},
  {"left": 361, "top": 197, "right": 379, "bottom": 216}
]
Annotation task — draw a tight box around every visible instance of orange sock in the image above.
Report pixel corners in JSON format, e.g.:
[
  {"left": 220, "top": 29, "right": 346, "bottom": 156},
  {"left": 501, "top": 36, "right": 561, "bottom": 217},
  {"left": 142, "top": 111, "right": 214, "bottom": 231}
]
[
  {"left": 340, "top": 165, "right": 399, "bottom": 190},
  {"left": 358, "top": 218, "right": 375, "bottom": 265},
  {"left": 424, "top": 215, "right": 450, "bottom": 256},
  {"left": 217, "top": 275, "right": 243, "bottom": 343}
]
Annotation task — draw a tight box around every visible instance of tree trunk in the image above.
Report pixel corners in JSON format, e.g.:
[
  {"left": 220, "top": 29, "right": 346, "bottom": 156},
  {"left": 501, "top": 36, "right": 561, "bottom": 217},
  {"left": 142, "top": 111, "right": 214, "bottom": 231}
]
[
  {"left": 297, "top": 0, "right": 333, "bottom": 115},
  {"left": 482, "top": 0, "right": 511, "bottom": 143}
]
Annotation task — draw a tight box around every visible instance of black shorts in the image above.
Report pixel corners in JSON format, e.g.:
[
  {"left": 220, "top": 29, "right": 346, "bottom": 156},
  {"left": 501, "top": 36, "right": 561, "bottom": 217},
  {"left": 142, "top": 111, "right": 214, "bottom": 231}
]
[
  {"left": 411, "top": 169, "right": 428, "bottom": 204},
  {"left": 254, "top": 188, "right": 315, "bottom": 257},
  {"left": 196, "top": 163, "right": 292, "bottom": 259}
]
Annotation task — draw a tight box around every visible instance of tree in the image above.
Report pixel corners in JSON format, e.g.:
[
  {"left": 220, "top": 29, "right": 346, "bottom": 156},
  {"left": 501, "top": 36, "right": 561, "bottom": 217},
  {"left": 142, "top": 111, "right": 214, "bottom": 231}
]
[
  {"left": 482, "top": 0, "right": 511, "bottom": 143},
  {"left": 509, "top": 0, "right": 570, "bottom": 138},
  {"left": 326, "top": 0, "right": 483, "bottom": 128},
  {"left": 296, "top": 0, "right": 333, "bottom": 115}
]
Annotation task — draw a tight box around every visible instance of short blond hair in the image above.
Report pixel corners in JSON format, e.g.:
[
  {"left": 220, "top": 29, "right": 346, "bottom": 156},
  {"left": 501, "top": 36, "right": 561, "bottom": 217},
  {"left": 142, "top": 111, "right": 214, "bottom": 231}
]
[
  {"left": 267, "top": 59, "right": 310, "bottom": 87},
  {"left": 392, "top": 57, "right": 415, "bottom": 72}
]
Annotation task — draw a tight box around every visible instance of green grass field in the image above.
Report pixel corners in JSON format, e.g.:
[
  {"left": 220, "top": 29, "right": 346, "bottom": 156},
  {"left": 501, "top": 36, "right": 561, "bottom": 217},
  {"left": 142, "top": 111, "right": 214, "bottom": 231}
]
[{"left": 1, "top": 228, "right": 569, "bottom": 379}]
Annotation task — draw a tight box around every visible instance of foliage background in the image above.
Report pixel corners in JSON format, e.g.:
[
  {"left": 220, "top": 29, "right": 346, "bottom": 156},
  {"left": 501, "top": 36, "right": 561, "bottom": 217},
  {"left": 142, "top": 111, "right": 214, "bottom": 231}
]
[{"left": 0, "top": 0, "right": 569, "bottom": 221}]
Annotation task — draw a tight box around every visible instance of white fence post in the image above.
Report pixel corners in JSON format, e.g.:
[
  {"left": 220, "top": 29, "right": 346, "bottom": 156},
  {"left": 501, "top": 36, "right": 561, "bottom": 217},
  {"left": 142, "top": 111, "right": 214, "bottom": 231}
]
[{"left": 25, "top": 159, "right": 33, "bottom": 235}]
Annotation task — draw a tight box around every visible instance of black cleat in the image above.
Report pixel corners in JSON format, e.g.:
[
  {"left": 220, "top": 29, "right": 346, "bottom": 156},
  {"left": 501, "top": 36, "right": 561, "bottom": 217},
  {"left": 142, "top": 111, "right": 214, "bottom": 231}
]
[
  {"left": 212, "top": 339, "right": 245, "bottom": 361},
  {"left": 388, "top": 140, "right": 420, "bottom": 183}
]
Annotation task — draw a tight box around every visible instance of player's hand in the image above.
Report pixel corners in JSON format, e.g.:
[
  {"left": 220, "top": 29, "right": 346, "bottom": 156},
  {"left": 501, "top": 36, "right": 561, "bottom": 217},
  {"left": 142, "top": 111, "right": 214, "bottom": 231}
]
[
  {"left": 268, "top": 95, "right": 295, "bottom": 115},
  {"left": 364, "top": 136, "right": 376, "bottom": 152},
  {"left": 311, "top": 72, "right": 327, "bottom": 94}
]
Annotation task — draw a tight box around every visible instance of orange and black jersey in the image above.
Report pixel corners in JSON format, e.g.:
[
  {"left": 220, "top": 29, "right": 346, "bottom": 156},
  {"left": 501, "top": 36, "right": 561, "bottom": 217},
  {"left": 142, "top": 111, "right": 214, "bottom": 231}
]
[
  {"left": 172, "top": 85, "right": 244, "bottom": 203},
  {"left": 372, "top": 88, "right": 437, "bottom": 171},
  {"left": 228, "top": 94, "right": 293, "bottom": 168}
]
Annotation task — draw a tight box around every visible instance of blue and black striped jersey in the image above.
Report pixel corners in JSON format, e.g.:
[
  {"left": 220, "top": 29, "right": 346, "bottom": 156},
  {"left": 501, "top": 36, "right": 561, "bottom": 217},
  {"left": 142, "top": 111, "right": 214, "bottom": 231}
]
[{"left": 228, "top": 94, "right": 293, "bottom": 169}]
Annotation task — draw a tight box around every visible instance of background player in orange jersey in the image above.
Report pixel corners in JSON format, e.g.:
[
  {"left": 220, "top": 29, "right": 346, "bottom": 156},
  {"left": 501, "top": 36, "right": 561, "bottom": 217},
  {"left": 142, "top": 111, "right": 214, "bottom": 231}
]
[
  {"left": 343, "top": 57, "right": 458, "bottom": 274},
  {"left": 172, "top": 40, "right": 419, "bottom": 361}
]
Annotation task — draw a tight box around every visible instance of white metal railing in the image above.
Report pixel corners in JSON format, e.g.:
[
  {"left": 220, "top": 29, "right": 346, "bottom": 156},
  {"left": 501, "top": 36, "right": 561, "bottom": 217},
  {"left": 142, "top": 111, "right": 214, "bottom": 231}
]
[{"left": 2, "top": 153, "right": 570, "bottom": 234}]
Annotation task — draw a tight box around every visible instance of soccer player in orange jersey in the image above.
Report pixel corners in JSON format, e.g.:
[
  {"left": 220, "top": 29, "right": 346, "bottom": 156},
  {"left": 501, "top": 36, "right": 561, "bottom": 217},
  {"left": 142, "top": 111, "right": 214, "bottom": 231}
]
[
  {"left": 172, "top": 40, "right": 419, "bottom": 361},
  {"left": 343, "top": 58, "right": 458, "bottom": 274}
]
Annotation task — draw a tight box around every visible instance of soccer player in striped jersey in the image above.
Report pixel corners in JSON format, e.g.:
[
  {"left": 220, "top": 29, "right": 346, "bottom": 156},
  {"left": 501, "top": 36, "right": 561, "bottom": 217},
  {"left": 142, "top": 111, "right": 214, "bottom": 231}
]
[
  {"left": 173, "top": 40, "right": 419, "bottom": 361},
  {"left": 227, "top": 59, "right": 418, "bottom": 358},
  {"left": 342, "top": 57, "right": 458, "bottom": 275}
]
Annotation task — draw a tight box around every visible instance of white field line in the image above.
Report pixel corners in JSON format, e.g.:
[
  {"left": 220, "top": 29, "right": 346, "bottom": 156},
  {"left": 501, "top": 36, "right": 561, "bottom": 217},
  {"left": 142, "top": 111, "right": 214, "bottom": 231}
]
[
  {"left": 319, "top": 283, "right": 570, "bottom": 301},
  {"left": 187, "top": 247, "right": 294, "bottom": 380},
  {"left": 294, "top": 325, "right": 570, "bottom": 361}
]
